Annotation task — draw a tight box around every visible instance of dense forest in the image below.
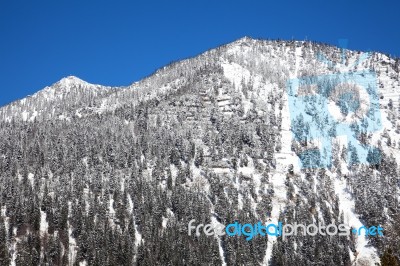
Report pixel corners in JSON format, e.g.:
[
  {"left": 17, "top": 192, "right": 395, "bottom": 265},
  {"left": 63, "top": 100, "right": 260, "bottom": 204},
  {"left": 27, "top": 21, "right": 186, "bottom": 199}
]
[{"left": 0, "top": 37, "right": 399, "bottom": 265}]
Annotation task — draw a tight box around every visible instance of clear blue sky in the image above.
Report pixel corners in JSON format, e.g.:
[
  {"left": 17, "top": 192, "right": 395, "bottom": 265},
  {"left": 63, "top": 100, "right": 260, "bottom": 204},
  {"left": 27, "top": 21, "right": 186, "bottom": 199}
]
[{"left": 0, "top": 0, "right": 399, "bottom": 107}]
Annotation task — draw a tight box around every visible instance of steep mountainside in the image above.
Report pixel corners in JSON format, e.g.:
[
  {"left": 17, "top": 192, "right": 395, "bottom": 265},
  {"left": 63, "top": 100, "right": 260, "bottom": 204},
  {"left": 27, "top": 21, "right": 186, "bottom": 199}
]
[{"left": 0, "top": 37, "right": 399, "bottom": 266}]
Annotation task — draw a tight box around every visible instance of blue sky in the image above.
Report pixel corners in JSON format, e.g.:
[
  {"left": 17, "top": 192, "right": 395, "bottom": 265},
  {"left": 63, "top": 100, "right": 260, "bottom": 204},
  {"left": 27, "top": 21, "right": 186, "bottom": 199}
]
[{"left": 0, "top": 0, "right": 399, "bottom": 106}]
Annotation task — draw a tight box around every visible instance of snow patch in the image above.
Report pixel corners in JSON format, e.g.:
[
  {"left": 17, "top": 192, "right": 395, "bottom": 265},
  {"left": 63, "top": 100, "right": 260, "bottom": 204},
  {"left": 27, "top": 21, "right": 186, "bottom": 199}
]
[{"left": 333, "top": 174, "right": 380, "bottom": 265}]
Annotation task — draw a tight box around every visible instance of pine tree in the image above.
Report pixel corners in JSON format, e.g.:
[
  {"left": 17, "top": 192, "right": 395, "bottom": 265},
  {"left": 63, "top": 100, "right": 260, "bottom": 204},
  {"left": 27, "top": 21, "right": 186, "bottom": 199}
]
[
  {"left": 0, "top": 217, "right": 10, "bottom": 265},
  {"left": 381, "top": 249, "right": 400, "bottom": 266}
]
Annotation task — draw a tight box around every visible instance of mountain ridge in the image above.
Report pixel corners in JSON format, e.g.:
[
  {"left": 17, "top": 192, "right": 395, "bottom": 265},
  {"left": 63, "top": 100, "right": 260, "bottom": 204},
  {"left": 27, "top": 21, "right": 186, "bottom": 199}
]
[{"left": 2, "top": 37, "right": 398, "bottom": 113}]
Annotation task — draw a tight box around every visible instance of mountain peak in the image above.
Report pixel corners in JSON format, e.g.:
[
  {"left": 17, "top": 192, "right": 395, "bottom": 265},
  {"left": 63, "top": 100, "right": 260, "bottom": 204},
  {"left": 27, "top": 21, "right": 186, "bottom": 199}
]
[
  {"left": 233, "top": 36, "right": 255, "bottom": 44},
  {"left": 236, "top": 36, "right": 253, "bottom": 41},
  {"left": 56, "top": 75, "right": 90, "bottom": 87}
]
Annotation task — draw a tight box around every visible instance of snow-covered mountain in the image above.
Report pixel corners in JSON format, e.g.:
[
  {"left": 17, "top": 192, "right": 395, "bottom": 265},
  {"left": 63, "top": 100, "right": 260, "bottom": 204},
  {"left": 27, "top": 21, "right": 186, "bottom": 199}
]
[
  {"left": 0, "top": 75, "right": 114, "bottom": 122},
  {"left": 0, "top": 37, "right": 399, "bottom": 266}
]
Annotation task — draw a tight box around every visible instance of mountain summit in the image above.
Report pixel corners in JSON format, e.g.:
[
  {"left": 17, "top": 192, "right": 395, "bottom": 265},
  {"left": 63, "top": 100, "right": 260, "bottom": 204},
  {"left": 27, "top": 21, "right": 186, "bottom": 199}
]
[{"left": 56, "top": 75, "right": 91, "bottom": 87}]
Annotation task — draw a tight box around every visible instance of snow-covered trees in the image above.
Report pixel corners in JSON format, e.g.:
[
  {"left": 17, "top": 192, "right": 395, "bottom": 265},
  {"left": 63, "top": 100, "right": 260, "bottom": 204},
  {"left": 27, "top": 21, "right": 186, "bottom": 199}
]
[{"left": 0, "top": 37, "right": 399, "bottom": 265}]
